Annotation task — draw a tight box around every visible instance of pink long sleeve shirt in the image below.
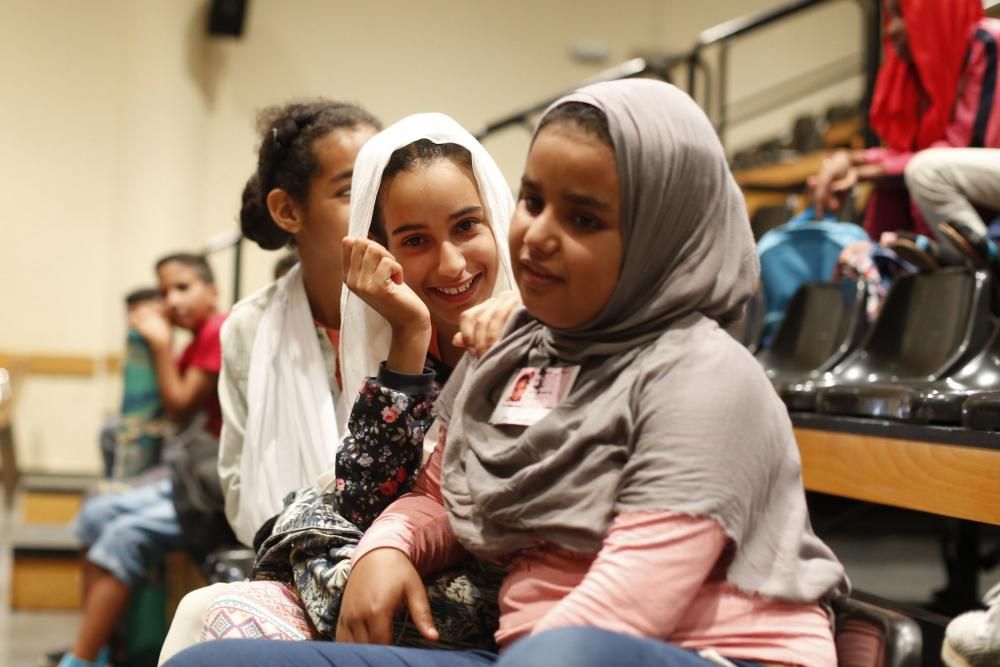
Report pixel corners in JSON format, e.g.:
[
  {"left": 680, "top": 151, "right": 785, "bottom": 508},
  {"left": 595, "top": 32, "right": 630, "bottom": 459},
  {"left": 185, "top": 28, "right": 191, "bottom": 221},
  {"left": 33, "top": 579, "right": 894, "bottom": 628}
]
[{"left": 353, "top": 435, "right": 837, "bottom": 667}]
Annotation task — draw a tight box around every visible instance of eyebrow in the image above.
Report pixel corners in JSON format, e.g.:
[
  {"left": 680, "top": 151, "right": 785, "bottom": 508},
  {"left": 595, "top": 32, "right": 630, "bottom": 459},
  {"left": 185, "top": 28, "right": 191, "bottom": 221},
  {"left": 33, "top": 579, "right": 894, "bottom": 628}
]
[
  {"left": 449, "top": 206, "right": 482, "bottom": 220},
  {"left": 563, "top": 192, "right": 610, "bottom": 210},
  {"left": 329, "top": 168, "right": 353, "bottom": 183},
  {"left": 390, "top": 206, "right": 484, "bottom": 236},
  {"left": 522, "top": 177, "right": 610, "bottom": 210},
  {"left": 391, "top": 223, "right": 428, "bottom": 236}
]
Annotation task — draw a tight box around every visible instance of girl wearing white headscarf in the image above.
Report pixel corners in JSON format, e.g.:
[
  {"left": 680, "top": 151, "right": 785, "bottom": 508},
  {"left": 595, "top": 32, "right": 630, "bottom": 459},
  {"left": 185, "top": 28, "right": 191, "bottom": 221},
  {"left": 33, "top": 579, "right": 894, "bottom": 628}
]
[
  {"left": 166, "top": 80, "right": 847, "bottom": 667},
  {"left": 161, "top": 113, "right": 516, "bottom": 662},
  {"left": 339, "top": 112, "right": 515, "bottom": 395}
]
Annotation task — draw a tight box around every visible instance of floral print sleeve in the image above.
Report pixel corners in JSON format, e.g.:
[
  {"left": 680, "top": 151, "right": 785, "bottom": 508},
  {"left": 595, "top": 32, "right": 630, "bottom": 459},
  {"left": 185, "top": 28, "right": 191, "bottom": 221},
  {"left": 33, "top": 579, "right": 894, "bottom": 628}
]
[{"left": 333, "top": 365, "right": 438, "bottom": 531}]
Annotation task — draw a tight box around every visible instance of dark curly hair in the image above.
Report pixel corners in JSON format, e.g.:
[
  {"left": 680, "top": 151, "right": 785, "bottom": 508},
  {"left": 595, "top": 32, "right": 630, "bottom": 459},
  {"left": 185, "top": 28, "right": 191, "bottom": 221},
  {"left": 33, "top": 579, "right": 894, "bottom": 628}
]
[
  {"left": 241, "top": 100, "right": 381, "bottom": 250},
  {"left": 369, "top": 139, "right": 475, "bottom": 244},
  {"left": 124, "top": 287, "right": 160, "bottom": 307},
  {"left": 537, "top": 101, "right": 612, "bottom": 147}
]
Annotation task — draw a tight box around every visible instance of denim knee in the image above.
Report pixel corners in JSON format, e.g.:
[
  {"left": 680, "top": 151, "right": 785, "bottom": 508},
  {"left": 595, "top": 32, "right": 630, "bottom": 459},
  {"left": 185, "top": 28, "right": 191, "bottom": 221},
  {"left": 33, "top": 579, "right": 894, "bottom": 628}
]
[
  {"left": 87, "top": 513, "right": 172, "bottom": 585},
  {"left": 73, "top": 493, "right": 119, "bottom": 546},
  {"left": 498, "top": 627, "right": 721, "bottom": 667},
  {"left": 498, "top": 627, "right": 628, "bottom": 667}
]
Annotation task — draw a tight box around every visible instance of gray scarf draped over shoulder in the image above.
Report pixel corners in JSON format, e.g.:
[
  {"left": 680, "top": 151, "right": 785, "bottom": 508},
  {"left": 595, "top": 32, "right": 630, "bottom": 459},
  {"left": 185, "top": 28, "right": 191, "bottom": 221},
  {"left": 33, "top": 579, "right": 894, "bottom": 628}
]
[{"left": 439, "top": 79, "right": 847, "bottom": 603}]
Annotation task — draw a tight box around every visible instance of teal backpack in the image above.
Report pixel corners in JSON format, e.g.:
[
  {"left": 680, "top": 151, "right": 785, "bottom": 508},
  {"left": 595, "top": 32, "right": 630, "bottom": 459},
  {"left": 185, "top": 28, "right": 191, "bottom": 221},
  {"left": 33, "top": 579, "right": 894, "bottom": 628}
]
[{"left": 757, "top": 208, "right": 869, "bottom": 340}]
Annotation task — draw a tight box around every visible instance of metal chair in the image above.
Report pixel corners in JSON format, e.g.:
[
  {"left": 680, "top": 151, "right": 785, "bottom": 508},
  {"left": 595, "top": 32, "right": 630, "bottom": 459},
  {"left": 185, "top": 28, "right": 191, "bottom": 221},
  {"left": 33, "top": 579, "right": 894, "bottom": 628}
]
[
  {"left": 750, "top": 203, "right": 793, "bottom": 241},
  {"left": 834, "top": 596, "right": 923, "bottom": 667},
  {"left": 781, "top": 269, "right": 992, "bottom": 412},
  {"left": 823, "top": 321, "right": 1000, "bottom": 424},
  {"left": 757, "top": 278, "right": 867, "bottom": 380},
  {"left": 202, "top": 545, "right": 256, "bottom": 584}
]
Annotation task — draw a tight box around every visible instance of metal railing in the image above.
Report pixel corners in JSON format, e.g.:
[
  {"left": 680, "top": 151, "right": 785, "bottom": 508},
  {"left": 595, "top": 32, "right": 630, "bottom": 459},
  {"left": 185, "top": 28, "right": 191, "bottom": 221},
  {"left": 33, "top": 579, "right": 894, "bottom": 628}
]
[
  {"left": 473, "top": 53, "right": 689, "bottom": 140},
  {"left": 476, "top": 0, "right": 881, "bottom": 148},
  {"left": 227, "top": 0, "right": 882, "bottom": 298},
  {"left": 204, "top": 229, "right": 243, "bottom": 305},
  {"left": 688, "top": 0, "right": 879, "bottom": 147}
]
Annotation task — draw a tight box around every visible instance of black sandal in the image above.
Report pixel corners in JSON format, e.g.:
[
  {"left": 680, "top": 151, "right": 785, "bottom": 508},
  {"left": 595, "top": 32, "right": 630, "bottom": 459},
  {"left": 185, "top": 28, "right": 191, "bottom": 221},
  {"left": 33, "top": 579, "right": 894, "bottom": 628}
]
[
  {"left": 887, "top": 232, "right": 941, "bottom": 272},
  {"left": 939, "top": 220, "right": 1000, "bottom": 272}
]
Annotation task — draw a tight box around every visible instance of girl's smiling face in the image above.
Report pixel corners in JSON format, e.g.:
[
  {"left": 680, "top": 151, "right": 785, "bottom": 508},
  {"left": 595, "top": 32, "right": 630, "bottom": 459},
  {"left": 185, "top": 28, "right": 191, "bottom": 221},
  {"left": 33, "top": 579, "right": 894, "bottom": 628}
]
[
  {"left": 510, "top": 122, "right": 622, "bottom": 330},
  {"left": 379, "top": 158, "right": 499, "bottom": 332}
]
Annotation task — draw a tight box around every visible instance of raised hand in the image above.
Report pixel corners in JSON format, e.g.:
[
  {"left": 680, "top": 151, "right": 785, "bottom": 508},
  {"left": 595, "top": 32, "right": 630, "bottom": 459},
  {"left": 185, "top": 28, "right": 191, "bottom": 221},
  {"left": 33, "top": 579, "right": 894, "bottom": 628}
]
[
  {"left": 128, "top": 302, "right": 172, "bottom": 350},
  {"left": 343, "top": 238, "right": 432, "bottom": 374}
]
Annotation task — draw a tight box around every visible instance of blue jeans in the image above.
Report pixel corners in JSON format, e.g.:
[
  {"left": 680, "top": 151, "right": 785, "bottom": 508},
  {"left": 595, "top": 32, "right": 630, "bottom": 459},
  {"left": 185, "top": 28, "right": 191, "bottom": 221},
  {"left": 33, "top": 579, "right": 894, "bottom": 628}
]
[
  {"left": 165, "top": 627, "right": 762, "bottom": 667},
  {"left": 73, "top": 478, "right": 183, "bottom": 585}
]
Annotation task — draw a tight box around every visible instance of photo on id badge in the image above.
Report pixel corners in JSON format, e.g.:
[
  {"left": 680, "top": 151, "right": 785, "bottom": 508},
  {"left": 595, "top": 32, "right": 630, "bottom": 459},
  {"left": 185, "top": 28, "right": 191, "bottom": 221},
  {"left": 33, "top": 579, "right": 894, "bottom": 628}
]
[{"left": 490, "top": 366, "right": 580, "bottom": 426}]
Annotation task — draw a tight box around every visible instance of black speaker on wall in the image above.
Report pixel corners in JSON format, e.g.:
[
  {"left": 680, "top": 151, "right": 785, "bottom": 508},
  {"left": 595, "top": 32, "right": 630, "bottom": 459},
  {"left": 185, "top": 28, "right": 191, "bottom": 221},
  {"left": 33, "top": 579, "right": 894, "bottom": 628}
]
[{"left": 208, "top": 0, "right": 248, "bottom": 37}]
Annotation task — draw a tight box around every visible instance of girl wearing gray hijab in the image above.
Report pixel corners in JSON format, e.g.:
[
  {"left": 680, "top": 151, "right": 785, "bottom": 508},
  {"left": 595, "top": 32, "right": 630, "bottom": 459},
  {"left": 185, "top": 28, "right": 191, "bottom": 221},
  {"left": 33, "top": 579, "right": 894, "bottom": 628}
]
[{"left": 165, "top": 79, "right": 847, "bottom": 667}]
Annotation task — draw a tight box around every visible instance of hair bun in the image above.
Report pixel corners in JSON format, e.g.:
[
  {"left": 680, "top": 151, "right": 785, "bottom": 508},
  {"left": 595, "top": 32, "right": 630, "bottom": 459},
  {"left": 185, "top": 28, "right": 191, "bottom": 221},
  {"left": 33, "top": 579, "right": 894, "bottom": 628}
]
[{"left": 239, "top": 174, "right": 291, "bottom": 250}]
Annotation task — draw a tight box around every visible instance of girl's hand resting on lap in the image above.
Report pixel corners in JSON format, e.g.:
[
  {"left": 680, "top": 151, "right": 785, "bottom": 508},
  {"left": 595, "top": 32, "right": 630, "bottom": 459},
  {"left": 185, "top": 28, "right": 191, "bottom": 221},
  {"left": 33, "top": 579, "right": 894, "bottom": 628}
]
[{"left": 336, "top": 547, "right": 439, "bottom": 645}]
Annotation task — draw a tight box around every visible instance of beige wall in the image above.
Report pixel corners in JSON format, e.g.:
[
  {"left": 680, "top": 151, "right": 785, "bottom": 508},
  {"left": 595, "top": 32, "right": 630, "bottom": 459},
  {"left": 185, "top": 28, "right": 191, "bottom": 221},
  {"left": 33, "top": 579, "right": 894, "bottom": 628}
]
[
  {"left": 2, "top": 0, "right": 662, "bottom": 472},
  {"left": 203, "top": 0, "right": 665, "bottom": 300},
  {"left": 0, "top": 0, "right": 880, "bottom": 473}
]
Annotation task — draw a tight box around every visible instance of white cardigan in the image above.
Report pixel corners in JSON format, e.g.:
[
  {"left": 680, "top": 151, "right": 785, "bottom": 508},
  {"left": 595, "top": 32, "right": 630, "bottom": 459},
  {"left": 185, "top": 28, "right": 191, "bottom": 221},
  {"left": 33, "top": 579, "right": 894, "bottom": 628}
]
[{"left": 217, "top": 275, "right": 344, "bottom": 547}]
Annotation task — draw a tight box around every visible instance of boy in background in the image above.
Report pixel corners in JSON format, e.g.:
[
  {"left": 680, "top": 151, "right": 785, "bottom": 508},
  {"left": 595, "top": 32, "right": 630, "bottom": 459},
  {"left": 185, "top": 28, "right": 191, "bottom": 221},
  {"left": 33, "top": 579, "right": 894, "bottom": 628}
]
[
  {"left": 59, "top": 253, "right": 226, "bottom": 667},
  {"left": 99, "top": 287, "right": 165, "bottom": 480}
]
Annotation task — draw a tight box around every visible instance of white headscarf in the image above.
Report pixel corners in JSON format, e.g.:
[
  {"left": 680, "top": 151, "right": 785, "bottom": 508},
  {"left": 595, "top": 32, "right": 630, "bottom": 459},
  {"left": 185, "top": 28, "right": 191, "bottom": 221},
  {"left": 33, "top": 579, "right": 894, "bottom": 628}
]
[
  {"left": 235, "top": 263, "right": 343, "bottom": 546},
  {"left": 339, "top": 113, "right": 516, "bottom": 405}
]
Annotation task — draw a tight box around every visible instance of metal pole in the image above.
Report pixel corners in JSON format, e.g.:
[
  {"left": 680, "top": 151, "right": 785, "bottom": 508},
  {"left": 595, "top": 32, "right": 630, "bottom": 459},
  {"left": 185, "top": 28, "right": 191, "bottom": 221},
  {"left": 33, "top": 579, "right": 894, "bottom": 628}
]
[
  {"left": 718, "top": 41, "right": 730, "bottom": 146},
  {"left": 861, "top": 0, "right": 881, "bottom": 147},
  {"left": 231, "top": 236, "right": 243, "bottom": 306},
  {"left": 687, "top": 50, "right": 699, "bottom": 101},
  {"left": 696, "top": 0, "right": 828, "bottom": 47}
]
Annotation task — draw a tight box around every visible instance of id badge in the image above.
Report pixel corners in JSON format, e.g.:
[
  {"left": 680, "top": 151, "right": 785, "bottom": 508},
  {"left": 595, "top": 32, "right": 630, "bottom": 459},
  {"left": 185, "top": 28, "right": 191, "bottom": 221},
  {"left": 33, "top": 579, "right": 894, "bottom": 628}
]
[{"left": 488, "top": 366, "right": 580, "bottom": 426}]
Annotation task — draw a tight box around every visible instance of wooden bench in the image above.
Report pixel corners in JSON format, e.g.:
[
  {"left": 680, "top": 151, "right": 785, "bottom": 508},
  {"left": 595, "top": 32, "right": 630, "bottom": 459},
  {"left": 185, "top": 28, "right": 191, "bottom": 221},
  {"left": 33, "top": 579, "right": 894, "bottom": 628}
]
[
  {"left": 18, "top": 473, "right": 97, "bottom": 524},
  {"left": 10, "top": 522, "right": 83, "bottom": 610},
  {"left": 794, "top": 412, "right": 1000, "bottom": 525}
]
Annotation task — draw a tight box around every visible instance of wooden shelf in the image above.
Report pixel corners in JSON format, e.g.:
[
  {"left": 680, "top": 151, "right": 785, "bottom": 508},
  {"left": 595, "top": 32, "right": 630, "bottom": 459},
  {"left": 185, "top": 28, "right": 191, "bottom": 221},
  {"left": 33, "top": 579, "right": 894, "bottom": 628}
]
[
  {"left": 794, "top": 419, "right": 1000, "bottom": 525},
  {"left": 0, "top": 352, "right": 121, "bottom": 378},
  {"left": 734, "top": 151, "right": 829, "bottom": 192}
]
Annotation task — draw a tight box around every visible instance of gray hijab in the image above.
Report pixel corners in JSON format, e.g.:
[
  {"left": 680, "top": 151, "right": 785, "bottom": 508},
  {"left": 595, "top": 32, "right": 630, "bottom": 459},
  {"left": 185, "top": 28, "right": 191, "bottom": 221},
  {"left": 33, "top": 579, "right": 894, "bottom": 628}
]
[{"left": 440, "top": 79, "right": 846, "bottom": 603}]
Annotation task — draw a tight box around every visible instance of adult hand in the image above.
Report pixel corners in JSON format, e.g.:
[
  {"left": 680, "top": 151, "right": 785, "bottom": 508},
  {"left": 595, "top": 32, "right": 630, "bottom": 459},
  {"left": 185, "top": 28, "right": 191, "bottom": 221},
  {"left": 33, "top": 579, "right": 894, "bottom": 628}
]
[
  {"left": 452, "top": 290, "right": 521, "bottom": 358},
  {"left": 128, "top": 302, "right": 172, "bottom": 350},
  {"left": 336, "top": 548, "right": 439, "bottom": 645},
  {"left": 807, "top": 150, "right": 858, "bottom": 217}
]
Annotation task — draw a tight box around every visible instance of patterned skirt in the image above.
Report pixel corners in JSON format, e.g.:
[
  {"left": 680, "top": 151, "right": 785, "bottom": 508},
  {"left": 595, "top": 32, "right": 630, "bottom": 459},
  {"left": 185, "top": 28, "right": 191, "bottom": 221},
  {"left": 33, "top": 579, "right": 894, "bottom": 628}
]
[{"left": 235, "top": 485, "right": 503, "bottom": 651}]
